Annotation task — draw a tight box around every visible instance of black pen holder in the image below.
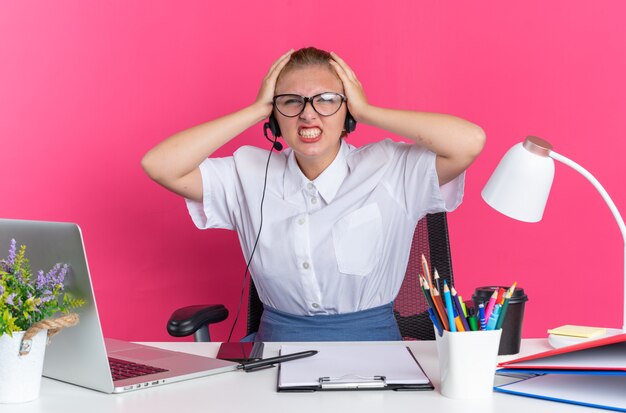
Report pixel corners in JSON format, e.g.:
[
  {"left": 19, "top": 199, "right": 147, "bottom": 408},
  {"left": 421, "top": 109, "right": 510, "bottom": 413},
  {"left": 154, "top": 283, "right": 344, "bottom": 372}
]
[{"left": 471, "top": 286, "right": 528, "bottom": 355}]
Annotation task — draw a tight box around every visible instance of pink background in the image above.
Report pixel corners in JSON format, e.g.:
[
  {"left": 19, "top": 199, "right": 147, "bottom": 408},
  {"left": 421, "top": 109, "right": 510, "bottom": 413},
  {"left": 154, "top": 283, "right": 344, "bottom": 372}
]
[{"left": 1, "top": 1, "right": 625, "bottom": 341}]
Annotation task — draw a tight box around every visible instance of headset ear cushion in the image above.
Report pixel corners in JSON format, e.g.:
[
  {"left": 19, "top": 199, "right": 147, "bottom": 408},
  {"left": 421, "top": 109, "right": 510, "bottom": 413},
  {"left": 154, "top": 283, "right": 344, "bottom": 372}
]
[
  {"left": 268, "top": 114, "right": 282, "bottom": 137},
  {"left": 344, "top": 111, "right": 357, "bottom": 133}
]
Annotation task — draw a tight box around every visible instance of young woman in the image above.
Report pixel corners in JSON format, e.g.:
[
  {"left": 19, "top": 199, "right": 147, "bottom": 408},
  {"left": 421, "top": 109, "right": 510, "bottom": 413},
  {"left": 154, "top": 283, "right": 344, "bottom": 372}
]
[{"left": 142, "top": 47, "right": 485, "bottom": 341}]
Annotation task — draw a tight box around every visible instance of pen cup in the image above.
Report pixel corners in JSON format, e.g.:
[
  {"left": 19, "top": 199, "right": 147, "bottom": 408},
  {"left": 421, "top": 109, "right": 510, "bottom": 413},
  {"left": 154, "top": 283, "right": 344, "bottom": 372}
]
[
  {"left": 472, "top": 286, "right": 528, "bottom": 355},
  {"left": 435, "top": 328, "right": 502, "bottom": 399}
]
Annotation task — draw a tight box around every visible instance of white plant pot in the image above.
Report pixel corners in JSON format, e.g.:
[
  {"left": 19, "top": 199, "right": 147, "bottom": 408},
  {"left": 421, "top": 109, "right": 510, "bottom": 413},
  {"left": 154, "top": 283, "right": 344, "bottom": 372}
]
[{"left": 0, "top": 329, "right": 48, "bottom": 403}]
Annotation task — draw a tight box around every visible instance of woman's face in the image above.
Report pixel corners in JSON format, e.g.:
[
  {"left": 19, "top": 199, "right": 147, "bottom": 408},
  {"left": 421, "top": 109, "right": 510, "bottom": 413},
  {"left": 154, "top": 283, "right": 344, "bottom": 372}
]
[{"left": 274, "top": 65, "right": 347, "bottom": 174}]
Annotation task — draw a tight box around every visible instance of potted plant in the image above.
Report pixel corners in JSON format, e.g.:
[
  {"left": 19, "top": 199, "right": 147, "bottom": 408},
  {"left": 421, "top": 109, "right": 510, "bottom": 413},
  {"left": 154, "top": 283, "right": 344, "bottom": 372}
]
[{"left": 0, "top": 239, "right": 84, "bottom": 403}]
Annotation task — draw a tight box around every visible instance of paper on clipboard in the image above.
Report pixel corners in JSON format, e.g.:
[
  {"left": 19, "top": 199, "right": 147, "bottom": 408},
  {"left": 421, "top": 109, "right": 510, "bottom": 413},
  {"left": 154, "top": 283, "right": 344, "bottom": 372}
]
[{"left": 278, "top": 344, "right": 432, "bottom": 391}]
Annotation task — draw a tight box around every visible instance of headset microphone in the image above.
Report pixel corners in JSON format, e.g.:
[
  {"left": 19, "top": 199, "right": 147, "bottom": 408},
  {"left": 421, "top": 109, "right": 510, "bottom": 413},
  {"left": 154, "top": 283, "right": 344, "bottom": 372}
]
[{"left": 263, "top": 122, "right": 283, "bottom": 151}]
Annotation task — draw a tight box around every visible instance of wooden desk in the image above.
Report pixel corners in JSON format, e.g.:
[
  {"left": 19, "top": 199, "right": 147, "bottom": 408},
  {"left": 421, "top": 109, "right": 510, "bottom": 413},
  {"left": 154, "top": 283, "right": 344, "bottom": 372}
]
[{"left": 2, "top": 339, "right": 597, "bottom": 413}]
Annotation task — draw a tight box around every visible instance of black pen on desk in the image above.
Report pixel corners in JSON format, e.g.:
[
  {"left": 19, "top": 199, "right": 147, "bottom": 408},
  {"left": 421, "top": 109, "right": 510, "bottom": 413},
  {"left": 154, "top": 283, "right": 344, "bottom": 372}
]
[{"left": 237, "top": 350, "right": 318, "bottom": 372}]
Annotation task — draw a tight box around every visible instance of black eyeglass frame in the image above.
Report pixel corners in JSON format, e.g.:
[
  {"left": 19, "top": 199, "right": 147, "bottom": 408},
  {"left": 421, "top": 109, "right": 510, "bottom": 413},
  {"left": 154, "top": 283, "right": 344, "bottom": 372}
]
[{"left": 272, "top": 92, "right": 347, "bottom": 118}]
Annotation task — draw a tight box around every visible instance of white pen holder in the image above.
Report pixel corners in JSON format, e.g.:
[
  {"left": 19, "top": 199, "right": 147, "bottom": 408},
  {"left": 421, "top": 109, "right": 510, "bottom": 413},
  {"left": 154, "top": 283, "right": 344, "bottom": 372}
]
[{"left": 435, "top": 329, "right": 502, "bottom": 399}]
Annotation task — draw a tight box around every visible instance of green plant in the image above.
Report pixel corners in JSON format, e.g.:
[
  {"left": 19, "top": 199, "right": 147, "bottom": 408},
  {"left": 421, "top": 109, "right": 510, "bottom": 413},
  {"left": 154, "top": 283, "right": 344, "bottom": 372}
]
[{"left": 0, "top": 239, "right": 84, "bottom": 336}]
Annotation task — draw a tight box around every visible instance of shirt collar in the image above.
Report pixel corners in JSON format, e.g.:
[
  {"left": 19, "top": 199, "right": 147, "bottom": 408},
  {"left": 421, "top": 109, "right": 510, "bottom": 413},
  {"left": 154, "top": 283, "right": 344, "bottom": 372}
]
[{"left": 283, "top": 140, "right": 350, "bottom": 204}]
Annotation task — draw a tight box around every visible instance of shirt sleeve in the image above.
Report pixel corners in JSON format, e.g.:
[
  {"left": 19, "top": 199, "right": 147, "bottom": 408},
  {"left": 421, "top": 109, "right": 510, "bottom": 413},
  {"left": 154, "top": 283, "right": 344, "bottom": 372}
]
[
  {"left": 185, "top": 156, "right": 239, "bottom": 230},
  {"left": 383, "top": 140, "right": 465, "bottom": 221}
]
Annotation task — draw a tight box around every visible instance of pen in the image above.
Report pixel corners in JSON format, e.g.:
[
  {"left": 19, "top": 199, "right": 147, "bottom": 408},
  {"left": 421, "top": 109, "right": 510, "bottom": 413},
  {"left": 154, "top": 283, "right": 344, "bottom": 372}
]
[
  {"left": 478, "top": 303, "right": 487, "bottom": 330},
  {"left": 237, "top": 350, "right": 318, "bottom": 372},
  {"left": 443, "top": 282, "right": 457, "bottom": 332}
]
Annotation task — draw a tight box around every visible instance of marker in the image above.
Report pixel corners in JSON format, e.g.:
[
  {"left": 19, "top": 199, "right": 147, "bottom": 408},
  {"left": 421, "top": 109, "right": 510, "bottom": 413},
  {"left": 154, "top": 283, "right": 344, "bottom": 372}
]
[
  {"left": 486, "top": 304, "right": 502, "bottom": 330},
  {"left": 443, "top": 282, "right": 457, "bottom": 332},
  {"left": 484, "top": 290, "right": 498, "bottom": 321},
  {"left": 467, "top": 308, "right": 479, "bottom": 331},
  {"left": 478, "top": 303, "right": 487, "bottom": 330}
]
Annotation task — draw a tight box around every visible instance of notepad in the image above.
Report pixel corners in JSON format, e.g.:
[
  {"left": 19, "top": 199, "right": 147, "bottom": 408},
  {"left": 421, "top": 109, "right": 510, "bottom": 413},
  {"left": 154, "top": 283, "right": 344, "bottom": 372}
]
[
  {"left": 277, "top": 344, "right": 433, "bottom": 391},
  {"left": 547, "top": 325, "right": 607, "bottom": 338}
]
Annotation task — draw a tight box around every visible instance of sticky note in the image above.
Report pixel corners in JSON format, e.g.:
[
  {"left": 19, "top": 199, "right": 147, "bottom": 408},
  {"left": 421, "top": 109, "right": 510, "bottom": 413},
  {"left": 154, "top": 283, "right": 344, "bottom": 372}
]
[{"left": 547, "top": 325, "right": 607, "bottom": 338}]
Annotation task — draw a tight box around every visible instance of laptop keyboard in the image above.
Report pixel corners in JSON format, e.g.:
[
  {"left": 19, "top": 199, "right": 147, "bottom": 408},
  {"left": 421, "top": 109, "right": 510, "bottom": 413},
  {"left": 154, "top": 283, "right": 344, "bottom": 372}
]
[{"left": 108, "top": 357, "right": 169, "bottom": 381}]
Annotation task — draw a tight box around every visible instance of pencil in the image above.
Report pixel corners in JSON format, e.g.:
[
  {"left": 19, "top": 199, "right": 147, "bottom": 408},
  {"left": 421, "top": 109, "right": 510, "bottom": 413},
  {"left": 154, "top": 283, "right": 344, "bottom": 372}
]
[
  {"left": 495, "top": 282, "right": 517, "bottom": 330},
  {"left": 431, "top": 286, "right": 451, "bottom": 331},
  {"left": 419, "top": 276, "right": 440, "bottom": 325},
  {"left": 451, "top": 286, "right": 471, "bottom": 332},
  {"left": 443, "top": 282, "right": 457, "bottom": 332},
  {"left": 433, "top": 268, "right": 442, "bottom": 294},
  {"left": 421, "top": 254, "right": 433, "bottom": 289},
  {"left": 484, "top": 290, "right": 498, "bottom": 321}
]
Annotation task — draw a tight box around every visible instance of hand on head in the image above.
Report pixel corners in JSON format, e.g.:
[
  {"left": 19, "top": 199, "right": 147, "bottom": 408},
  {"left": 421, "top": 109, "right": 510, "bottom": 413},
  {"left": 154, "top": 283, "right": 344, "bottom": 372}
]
[
  {"left": 328, "top": 52, "right": 369, "bottom": 123},
  {"left": 255, "top": 49, "right": 295, "bottom": 118}
]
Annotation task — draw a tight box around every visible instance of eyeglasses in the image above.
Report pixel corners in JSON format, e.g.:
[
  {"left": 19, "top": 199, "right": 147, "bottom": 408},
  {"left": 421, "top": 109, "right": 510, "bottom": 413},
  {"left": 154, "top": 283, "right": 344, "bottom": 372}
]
[{"left": 273, "top": 92, "right": 347, "bottom": 117}]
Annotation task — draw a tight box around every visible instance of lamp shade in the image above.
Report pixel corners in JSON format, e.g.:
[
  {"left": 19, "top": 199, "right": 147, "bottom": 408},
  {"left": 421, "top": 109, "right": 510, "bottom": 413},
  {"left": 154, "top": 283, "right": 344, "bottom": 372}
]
[{"left": 481, "top": 139, "right": 555, "bottom": 223}]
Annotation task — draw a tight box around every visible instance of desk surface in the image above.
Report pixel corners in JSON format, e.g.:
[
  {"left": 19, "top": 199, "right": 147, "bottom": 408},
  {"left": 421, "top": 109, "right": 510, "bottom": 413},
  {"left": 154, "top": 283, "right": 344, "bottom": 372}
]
[{"left": 4, "top": 339, "right": 598, "bottom": 413}]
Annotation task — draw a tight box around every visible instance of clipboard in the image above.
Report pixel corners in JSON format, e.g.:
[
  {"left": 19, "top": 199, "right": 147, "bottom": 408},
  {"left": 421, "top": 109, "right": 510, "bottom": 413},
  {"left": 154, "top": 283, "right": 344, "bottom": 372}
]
[{"left": 277, "top": 344, "right": 434, "bottom": 392}]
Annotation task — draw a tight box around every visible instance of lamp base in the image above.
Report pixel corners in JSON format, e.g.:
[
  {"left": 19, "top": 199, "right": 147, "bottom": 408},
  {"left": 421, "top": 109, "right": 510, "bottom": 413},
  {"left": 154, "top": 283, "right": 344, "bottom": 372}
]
[{"left": 548, "top": 328, "right": 623, "bottom": 348}]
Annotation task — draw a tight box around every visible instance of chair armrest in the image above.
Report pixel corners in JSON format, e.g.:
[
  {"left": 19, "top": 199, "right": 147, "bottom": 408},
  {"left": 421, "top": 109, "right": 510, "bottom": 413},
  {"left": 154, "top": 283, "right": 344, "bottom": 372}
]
[{"left": 167, "top": 304, "right": 229, "bottom": 337}]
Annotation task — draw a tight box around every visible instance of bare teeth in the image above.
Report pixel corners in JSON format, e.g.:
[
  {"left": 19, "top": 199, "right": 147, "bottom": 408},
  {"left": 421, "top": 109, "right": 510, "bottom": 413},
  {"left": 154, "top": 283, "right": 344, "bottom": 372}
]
[{"left": 298, "top": 128, "right": 322, "bottom": 138}]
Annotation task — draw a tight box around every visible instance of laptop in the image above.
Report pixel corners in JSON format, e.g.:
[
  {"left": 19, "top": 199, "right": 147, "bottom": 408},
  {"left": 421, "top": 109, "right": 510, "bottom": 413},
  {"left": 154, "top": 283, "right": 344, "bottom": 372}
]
[{"left": 0, "top": 218, "right": 238, "bottom": 393}]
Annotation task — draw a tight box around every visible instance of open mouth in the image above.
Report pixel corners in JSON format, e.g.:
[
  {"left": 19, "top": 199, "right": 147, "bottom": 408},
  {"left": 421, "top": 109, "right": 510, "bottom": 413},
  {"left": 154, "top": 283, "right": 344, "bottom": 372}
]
[{"left": 298, "top": 127, "right": 322, "bottom": 140}]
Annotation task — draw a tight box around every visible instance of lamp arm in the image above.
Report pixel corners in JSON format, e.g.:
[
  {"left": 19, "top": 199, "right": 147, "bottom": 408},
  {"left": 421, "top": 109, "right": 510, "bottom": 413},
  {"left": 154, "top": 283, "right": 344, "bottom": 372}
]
[{"left": 550, "top": 150, "right": 626, "bottom": 330}]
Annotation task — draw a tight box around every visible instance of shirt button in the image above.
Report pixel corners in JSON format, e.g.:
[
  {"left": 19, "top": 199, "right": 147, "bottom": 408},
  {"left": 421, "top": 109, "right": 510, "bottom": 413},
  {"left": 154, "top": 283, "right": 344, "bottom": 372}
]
[
  {"left": 310, "top": 197, "right": 317, "bottom": 204},
  {"left": 307, "top": 183, "right": 314, "bottom": 190},
  {"left": 298, "top": 218, "right": 305, "bottom": 225},
  {"left": 302, "top": 262, "right": 310, "bottom": 269},
  {"left": 311, "top": 303, "right": 320, "bottom": 309}
]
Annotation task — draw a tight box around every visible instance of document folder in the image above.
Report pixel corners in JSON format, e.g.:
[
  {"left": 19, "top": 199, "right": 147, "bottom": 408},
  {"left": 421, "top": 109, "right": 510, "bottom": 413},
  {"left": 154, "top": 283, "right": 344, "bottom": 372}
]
[
  {"left": 277, "top": 344, "right": 433, "bottom": 392},
  {"left": 493, "top": 333, "right": 626, "bottom": 411}
]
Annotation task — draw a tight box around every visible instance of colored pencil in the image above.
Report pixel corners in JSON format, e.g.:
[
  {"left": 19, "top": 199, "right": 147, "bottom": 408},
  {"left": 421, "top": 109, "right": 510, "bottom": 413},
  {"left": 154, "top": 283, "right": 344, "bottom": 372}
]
[
  {"left": 433, "top": 268, "right": 442, "bottom": 294},
  {"left": 443, "top": 282, "right": 457, "bottom": 332},
  {"left": 421, "top": 254, "right": 433, "bottom": 289},
  {"left": 495, "top": 282, "right": 517, "bottom": 330},
  {"left": 484, "top": 290, "right": 498, "bottom": 321},
  {"left": 450, "top": 286, "right": 470, "bottom": 331},
  {"left": 431, "top": 286, "right": 451, "bottom": 331}
]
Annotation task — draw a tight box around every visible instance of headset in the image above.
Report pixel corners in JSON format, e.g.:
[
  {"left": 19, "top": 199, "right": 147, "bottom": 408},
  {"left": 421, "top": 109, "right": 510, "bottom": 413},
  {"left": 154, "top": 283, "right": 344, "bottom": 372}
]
[
  {"left": 263, "top": 110, "right": 357, "bottom": 151},
  {"left": 227, "top": 110, "right": 357, "bottom": 341}
]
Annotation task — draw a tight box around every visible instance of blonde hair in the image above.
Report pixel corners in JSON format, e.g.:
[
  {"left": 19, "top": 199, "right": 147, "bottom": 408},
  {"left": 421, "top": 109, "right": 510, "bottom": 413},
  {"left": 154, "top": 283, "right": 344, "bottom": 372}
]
[{"left": 277, "top": 47, "right": 339, "bottom": 83}]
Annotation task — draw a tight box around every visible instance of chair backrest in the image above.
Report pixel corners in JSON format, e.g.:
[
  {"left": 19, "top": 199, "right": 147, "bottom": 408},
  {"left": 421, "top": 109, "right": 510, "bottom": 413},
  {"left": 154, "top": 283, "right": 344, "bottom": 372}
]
[{"left": 245, "top": 212, "right": 454, "bottom": 340}]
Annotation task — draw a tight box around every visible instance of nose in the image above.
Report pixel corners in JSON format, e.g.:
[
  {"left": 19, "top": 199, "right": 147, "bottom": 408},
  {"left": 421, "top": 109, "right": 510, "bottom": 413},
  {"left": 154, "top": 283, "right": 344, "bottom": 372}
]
[{"left": 299, "top": 100, "right": 317, "bottom": 120}]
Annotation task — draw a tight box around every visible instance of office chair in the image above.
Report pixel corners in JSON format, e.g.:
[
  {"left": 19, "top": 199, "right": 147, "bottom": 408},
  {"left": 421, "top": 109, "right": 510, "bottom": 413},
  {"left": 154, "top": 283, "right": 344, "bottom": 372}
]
[{"left": 167, "top": 212, "right": 454, "bottom": 341}]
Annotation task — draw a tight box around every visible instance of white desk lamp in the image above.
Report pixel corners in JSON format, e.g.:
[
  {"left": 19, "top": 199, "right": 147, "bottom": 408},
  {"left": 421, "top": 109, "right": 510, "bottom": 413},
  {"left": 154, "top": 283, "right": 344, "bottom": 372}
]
[{"left": 481, "top": 136, "right": 626, "bottom": 346}]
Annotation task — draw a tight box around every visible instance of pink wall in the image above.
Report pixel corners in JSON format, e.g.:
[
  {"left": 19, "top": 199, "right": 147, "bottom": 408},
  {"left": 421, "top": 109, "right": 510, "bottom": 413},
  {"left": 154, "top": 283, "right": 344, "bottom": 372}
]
[{"left": 1, "top": 1, "right": 625, "bottom": 340}]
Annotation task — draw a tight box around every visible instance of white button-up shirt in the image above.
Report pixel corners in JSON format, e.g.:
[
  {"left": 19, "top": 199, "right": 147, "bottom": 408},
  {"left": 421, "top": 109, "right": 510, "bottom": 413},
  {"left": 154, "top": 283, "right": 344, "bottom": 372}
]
[{"left": 186, "top": 139, "right": 463, "bottom": 316}]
